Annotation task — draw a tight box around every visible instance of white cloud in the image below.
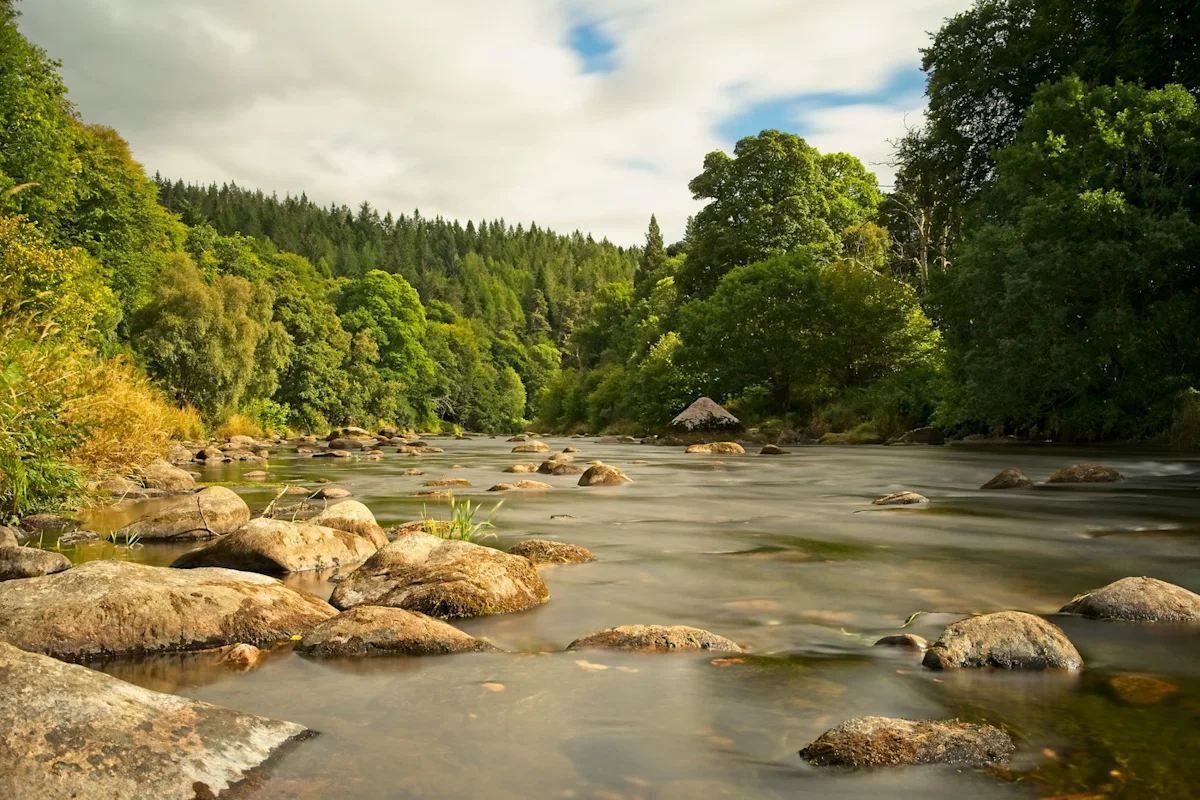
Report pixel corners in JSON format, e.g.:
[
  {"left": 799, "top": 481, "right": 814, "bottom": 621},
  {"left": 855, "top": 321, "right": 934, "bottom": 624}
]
[{"left": 18, "top": 0, "right": 968, "bottom": 243}]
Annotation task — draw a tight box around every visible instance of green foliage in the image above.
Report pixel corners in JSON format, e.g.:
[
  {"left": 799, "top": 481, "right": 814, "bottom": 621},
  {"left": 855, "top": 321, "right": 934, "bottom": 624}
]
[
  {"left": 423, "top": 498, "right": 502, "bottom": 543},
  {"left": 243, "top": 398, "right": 291, "bottom": 435}
]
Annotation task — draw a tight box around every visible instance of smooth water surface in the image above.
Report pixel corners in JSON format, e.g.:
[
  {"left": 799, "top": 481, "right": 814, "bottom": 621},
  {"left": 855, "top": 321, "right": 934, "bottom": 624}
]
[{"left": 71, "top": 439, "right": 1200, "bottom": 798}]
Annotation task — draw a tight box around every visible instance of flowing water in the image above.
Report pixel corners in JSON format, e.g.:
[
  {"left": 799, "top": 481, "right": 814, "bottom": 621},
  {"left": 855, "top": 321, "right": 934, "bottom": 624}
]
[{"left": 64, "top": 439, "right": 1200, "bottom": 799}]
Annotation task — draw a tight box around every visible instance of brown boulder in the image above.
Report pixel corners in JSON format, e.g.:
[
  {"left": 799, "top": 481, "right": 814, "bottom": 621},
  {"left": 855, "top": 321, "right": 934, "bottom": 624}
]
[
  {"left": 922, "top": 611, "right": 1082, "bottom": 670},
  {"left": 138, "top": 459, "right": 196, "bottom": 492},
  {"left": 980, "top": 467, "right": 1034, "bottom": 490},
  {"left": 313, "top": 449, "right": 353, "bottom": 458},
  {"left": 117, "top": 486, "right": 250, "bottom": 542},
  {"left": 504, "top": 463, "right": 540, "bottom": 474},
  {"left": 172, "top": 518, "right": 378, "bottom": 574},
  {"left": 489, "top": 481, "right": 553, "bottom": 492},
  {"left": 309, "top": 501, "right": 388, "bottom": 548},
  {"left": 509, "top": 540, "right": 595, "bottom": 564},
  {"left": 1059, "top": 576, "right": 1200, "bottom": 622},
  {"left": 512, "top": 442, "right": 550, "bottom": 454},
  {"left": 314, "top": 486, "right": 352, "bottom": 499},
  {"left": 541, "top": 461, "right": 585, "bottom": 476},
  {"left": 1047, "top": 463, "right": 1125, "bottom": 484},
  {"left": 873, "top": 633, "right": 930, "bottom": 649},
  {"left": 567, "top": 625, "right": 741, "bottom": 652},
  {"left": 759, "top": 444, "right": 789, "bottom": 455},
  {"left": 296, "top": 606, "right": 498, "bottom": 657},
  {"left": 578, "top": 464, "right": 631, "bottom": 487},
  {"left": 800, "top": 716, "right": 1013, "bottom": 767},
  {"left": 0, "top": 547, "right": 71, "bottom": 582},
  {"left": 0, "top": 527, "right": 18, "bottom": 548}
]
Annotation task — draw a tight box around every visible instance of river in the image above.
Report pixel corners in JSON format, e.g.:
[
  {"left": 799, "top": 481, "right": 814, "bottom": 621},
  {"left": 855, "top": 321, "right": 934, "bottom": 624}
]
[{"left": 66, "top": 438, "right": 1200, "bottom": 798}]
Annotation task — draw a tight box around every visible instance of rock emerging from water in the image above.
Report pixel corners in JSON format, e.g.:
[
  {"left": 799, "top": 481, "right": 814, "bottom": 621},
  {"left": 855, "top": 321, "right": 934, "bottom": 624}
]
[
  {"left": 172, "top": 518, "right": 378, "bottom": 574},
  {"left": 980, "top": 467, "right": 1034, "bottom": 490},
  {"left": 489, "top": 481, "right": 553, "bottom": 492},
  {"left": 578, "top": 464, "right": 632, "bottom": 486},
  {"left": 18, "top": 513, "right": 78, "bottom": 536},
  {"left": 504, "top": 463, "right": 541, "bottom": 474},
  {"left": 512, "top": 442, "right": 550, "bottom": 454},
  {"left": 540, "top": 460, "right": 585, "bottom": 475},
  {"left": 922, "top": 611, "right": 1083, "bottom": 670},
  {"left": 1059, "top": 576, "right": 1200, "bottom": 622},
  {"left": 567, "top": 625, "right": 742, "bottom": 653},
  {"left": 509, "top": 539, "right": 595, "bottom": 565},
  {"left": 116, "top": 486, "right": 250, "bottom": 542},
  {"left": 329, "top": 532, "right": 550, "bottom": 618},
  {"left": 138, "top": 459, "right": 196, "bottom": 492},
  {"left": 1047, "top": 463, "right": 1125, "bottom": 484},
  {"left": 296, "top": 606, "right": 498, "bottom": 657},
  {"left": 0, "top": 560, "right": 336, "bottom": 661},
  {"left": 669, "top": 397, "right": 742, "bottom": 433},
  {"left": 309, "top": 500, "right": 389, "bottom": 548},
  {"left": 686, "top": 442, "right": 746, "bottom": 455},
  {"left": 873, "top": 633, "right": 930, "bottom": 650},
  {"left": 799, "top": 716, "right": 1014, "bottom": 768},
  {"left": 0, "top": 642, "right": 312, "bottom": 799},
  {"left": 873, "top": 491, "right": 928, "bottom": 506},
  {"left": 759, "top": 444, "right": 789, "bottom": 455},
  {"left": 314, "top": 486, "right": 352, "bottom": 499},
  {"left": 0, "top": 547, "right": 71, "bottom": 582}
]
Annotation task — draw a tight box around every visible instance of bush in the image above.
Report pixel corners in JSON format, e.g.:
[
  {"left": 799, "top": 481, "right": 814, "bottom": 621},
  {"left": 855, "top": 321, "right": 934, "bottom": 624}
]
[
  {"left": 243, "top": 397, "right": 291, "bottom": 436},
  {"left": 216, "top": 414, "right": 264, "bottom": 440}
]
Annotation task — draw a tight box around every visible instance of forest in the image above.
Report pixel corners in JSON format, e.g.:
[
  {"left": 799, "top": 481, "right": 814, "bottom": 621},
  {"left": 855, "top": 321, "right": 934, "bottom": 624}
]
[{"left": 2, "top": 0, "right": 1198, "bottom": 517}]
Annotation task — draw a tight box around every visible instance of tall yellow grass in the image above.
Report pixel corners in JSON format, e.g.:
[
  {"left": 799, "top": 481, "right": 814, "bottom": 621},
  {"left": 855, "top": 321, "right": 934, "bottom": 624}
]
[{"left": 216, "top": 414, "right": 264, "bottom": 439}]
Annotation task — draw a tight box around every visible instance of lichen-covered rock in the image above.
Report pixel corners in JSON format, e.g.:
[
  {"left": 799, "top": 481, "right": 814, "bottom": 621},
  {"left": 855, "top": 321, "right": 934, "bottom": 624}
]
[
  {"left": 578, "top": 464, "right": 632, "bottom": 487},
  {"left": 0, "top": 560, "right": 336, "bottom": 661},
  {"left": 759, "top": 444, "right": 789, "bottom": 455},
  {"left": 509, "top": 539, "right": 595, "bottom": 564},
  {"left": 314, "top": 486, "right": 352, "bottom": 499},
  {"left": 0, "top": 642, "right": 312, "bottom": 799},
  {"left": 567, "top": 625, "right": 741, "bottom": 652},
  {"left": 799, "top": 716, "right": 1014, "bottom": 768},
  {"left": 540, "top": 461, "right": 585, "bottom": 476},
  {"left": 138, "top": 459, "right": 196, "bottom": 492},
  {"left": 0, "top": 527, "right": 18, "bottom": 549},
  {"left": 329, "top": 533, "right": 550, "bottom": 619},
  {"left": 669, "top": 397, "right": 741, "bottom": 433},
  {"left": 117, "top": 486, "right": 250, "bottom": 542},
  {"left": 873, "top": 633, "right": 930, "bottom": 649},
  {"left": 0, "top": 547, "right": 71, "bottom": 582},
  {"left": 1059, "top": 576, "right": 1200, "bottom": 622},
  {"left": 873, "top": 491, "right": 928, "bottom": 506},
  {"left": 980, "top": 467, "right": 1034, "bottom": 490},
  {"left": 512, "top": 442, "right": 550, "bottom": 454},
  {"left": 309, "top": 500, "right": 388, "bottom": 548},
  {"left": 172, "top": 518, "right": 377, "bottom": 574},
  {"left": 489, "top": 481, "right": 553, "bottom": 492},
  {"left": 922, "top": 611, "right": 1082, "bottom": 670},
  {"left": 296, "top": 606, "right": 498, "bottom": 658},
  {"left": 1047, "top": 463, "right": 1125, "bottom": 484},
  {"left": 504, "top": 463, "right": 541, "bottom": 474}
]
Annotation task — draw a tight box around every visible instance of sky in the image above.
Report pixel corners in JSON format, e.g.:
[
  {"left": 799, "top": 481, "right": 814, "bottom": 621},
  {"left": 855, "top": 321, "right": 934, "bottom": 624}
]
[{"left": 18, "top": 0, "right": 970, "bottom": 244}]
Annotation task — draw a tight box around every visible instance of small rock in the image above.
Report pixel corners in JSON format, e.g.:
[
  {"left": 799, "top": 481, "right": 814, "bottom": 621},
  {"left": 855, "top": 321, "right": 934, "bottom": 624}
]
[
  {"left": 313, "top": 449, "right": 353, "bottom": 459},
  {"left": 873, "top": 633, "right": 930, "bottom": 649},
  {"left": 540, "top": 461, "right": 585, "bottom": 476},
  {"left": 759, "top": 444, "right": 789, "bottom": 455},
  {"left": 578, "top": 465, "right": 632, "bottom": 487},
  {"left": 509, "top": 540, "right": 595, "bottom": 564},
  {"left": 403, "top": 469, "right": 425, "bottom": 476},
  {"left": 56, "top": 530, "right": 103, "bottom": 546},
  {"left": 922, "top": 611, "right": 1082, "bottom": 670},
  {"left": 295, "top": 606, "right": 498, "bottom": 657},
  {"left": 562, "top": 447, "right": 581, "bottom": 453},
  {"left": 489, "top": 481, "right": 552, "bottom": 492},
  {"left": 980, "top": 467, "right": 1033, "bottom": 490},
  {"left": 0, "top": 547, "right": 72, "bottom": 581},
  {"left": 567, "top": 625, "right": 741, "bottom": 652},
  {"left": 284, "top": 486, "right": 310, "bottom": 495},
  {"left": 1059, "top": 576, "right": 1200, "bottom": 622},
  {"left": 504, "top": 463, "right": 540, "bottom": 474},
  {"left": 423, "top": 478, "right": 471, "bottom": 487},
  {"left": 1047, "top": 463, "right": 1125, "bottom": 484},
  {"left": 512, "top": 442, "right": 550, "bottom": 454},
  {"left": 873, "top": 491, "right": 928, "bottom": 506},
  {"left": 800, "top": 716, "right": 1013, "bottom": 767},
  {"left": 1108, "top": 674, "right": 1179, "bottom": 705},
  {"left": 314, "top": 486, "right": 352, "bottom": 500},
  {"left": 221, "top": 643, "right": 265, "bottom": 668},
  {"left": 244, "top": 470, "right": 271, "bottom": 480}
]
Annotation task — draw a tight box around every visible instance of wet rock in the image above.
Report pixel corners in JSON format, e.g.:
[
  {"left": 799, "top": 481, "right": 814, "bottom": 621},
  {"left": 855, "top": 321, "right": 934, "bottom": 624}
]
[
  {"left": 568, "top": 625, "right": 742, "bottom": 652},
  {"left": 922, "top": 611, "right": 1083, "bottom": 670},
  {"left": 669, "top": 397, "right": 742, "bottom": 434},
  {"left": 296, "top": 606, "right": 498, "bottom": 657},
  {"left": 0, "top": 642, "right": 311, "bottom": 798},
  {"left": 309, "top": 500, "right": 388, "bottom": 549},
  {"left": 578, "top": 464, "right": 632, "bottom": 487},
  {"left": 656, "top": 436, "right": 685, "bottom": 447},
  {"left": 399, "top": 445, "right": 444, "bottom": 455},
  {"left": 194, "top": 446, "right": 227, "bottom": 461},
  {"left": 0, "top": 560, "right": 336, "bottom": 660},
  {"left": 314, "top": 486, "right": 352, "bottom": 500},
  {"left": 244, "top": 470, "right": 271, "bottom": 480},
  {"left": 423, "top": 478, "right": 471, "bottom": 487},
  {"left": 327, "top": 437, "right": 369, "bottom": 450},
  {"left": 1047, "top": 463, "right": 1125, "bottom": 484},
  {"left": 900, "top": 427, "right": 945, "bottom": 445},
  {"left": 117, "top": 486, "right": 250, "bottom": 542},
  {"left": 799, "top": 716, "right": 1014, "bottom": 767},
  {"left": 221, "top": 643, "right": 265, "bottom": 668},
  {"left": 57, "top": 529, "right": 102, "bottom": 546},
  {"left": 506, "top": 435, "right": 527, "bottom": 442},
  {"left": 685, "top": 442, "right": 745, "bottom": 455},
  {"left": 540, "top": 460, "right": 585, "bottom": 475},
  {"left": 512, "top": 442, "right": 550, "bottom": 454},
  {"left": 403, "top": 468, "right": 425, "bottom": 476},
  {"left": 509, "top": 539, "right": 595, "bottom": 564},
  {"left": 980, "top": 467, "right": 1033, "bottom": 490},
  {"left": 873, "top": 491, "right": 928, "bottom": 506},
  {"left": 759, "top": 444, "right": 789, "bottom": 455},
  {"left": 1108, "top": 674, "right": 1179, "bottom": 705},
  {"left": 417, "top": 490, "right": 454, "bottom": 498},
  {"left": 228, "top": 434, "right": 257, "bottom": 447},
  {"left": 138, "top": 459, "right": 196, "bottom": 492},
  {"left": 562, "top": 446, "right": 581, "bottom": 453},
  {"left": 172, "top": 518, "right": 378, "bottom": 574},
  {"left": 313, "top": 449, "right": 353, "bottom": 458},
  {"left": 0, "top": 547, "right": 71, "bottom": 581},
  {"left": 873, "top": 633, "right": 930, "bottom": 649},
  {"left": 489, "top": 481, "right": 552, "bottom": 492},
  {"left": 1059, "top": 576, "right": 1200, "bottom": 622},
  {"left": 0, "top": 526, "right": 18, "bottom": 548},
  {"left": 18, "top": 513, "right": 79, "bottom": 536},
  {"left": 504, "top": 463, "right": 541, "bottom": 474},
  {"left": 329, "top": 532, "right": 550, "bottom": 619}
]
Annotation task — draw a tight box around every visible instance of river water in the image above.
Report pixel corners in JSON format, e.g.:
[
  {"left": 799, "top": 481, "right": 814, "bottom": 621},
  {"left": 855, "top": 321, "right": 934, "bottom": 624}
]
[{"left": 66, "top": 438, "right": 1200, "bottom": 799}]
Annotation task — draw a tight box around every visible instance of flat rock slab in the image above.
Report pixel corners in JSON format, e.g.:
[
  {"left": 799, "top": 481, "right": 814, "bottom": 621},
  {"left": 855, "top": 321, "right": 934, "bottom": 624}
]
[
  {"left": 0, "top": 560, "right": 336, "bottom": 661},
  {"left": 329, "top": 532, "right": 550, "bottom": 619},
  {"left": 981, "top": 467, "right": 1033, "bottom": 490},
  {"left": 509, "top": 540, "right": 595, "bottom": 565},
  {"left": 172, "top": 518, "right": 378, "bottom": 574},
  {"left": 1060, "top": 576, "right": 1200, "bottom": 622},
  {"left": 0, "top": 547, "right": 71, "bottom": 582},
  {"left": 922, "top": 611, "right": 1082, "bottom": 670},
  {"left": 117, "top": 486, "right": 250, "bottom": 541},
  {"left": 800, "top": 716, "right": 1013, "bottom": 767},
  {"left": 0, "top": 642, "right": 311, "bottom": 800},
  {"left": 1047, "top": 463, "right": 1124, "bottom": 483},
  {"left": 309, "top": 501, "right": 388, "bottom": 548},
  {"left": 296, "top": 606, "right": 498, "bottom": 657},
  {"left": 567, "top": 625, "right": 742, "bottom": 653}
]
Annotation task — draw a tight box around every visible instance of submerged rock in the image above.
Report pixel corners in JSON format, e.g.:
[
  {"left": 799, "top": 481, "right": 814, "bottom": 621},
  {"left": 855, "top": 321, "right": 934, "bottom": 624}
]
[
  {"left": 759, "top": 444, "right": 789, "bottom": 455},
  {"left": 296, "top": 606, "right": 498, "bottom": 657},
  {"left": 117, "top": 486, "right": 250, "bottom": 542},
  {"left": 922, "top": 611, "right": 1082, "bottom": 670},
  {"left": 873, "top": 491, "right": 928, "bottom": 506},
  {"left": 0, "top": 560, "right": 335, "bottom": 661},
  {"left": 314, "top": 485, "right": 352, "bottom": 499},
  {"left": 309, "top": 500, "right": 388, "bottom": 548},
  {"left": 221, "top": 643, "right": 265, "bottom": 668},
  {"left": 578, "top": 464, "right": 632, "bottom": 487},
  {"left": 423, "top": 478, "right": 471, "bottom": 487},
  {"left": 504, "top": 463, "right": 541, "bottom": 474},
  {"left": 329, "top": 532, "right": 550, "bottom": 619},
  {"left": 540, "top": 461, "right": 585, "bottom": 476},
  {"left": 512, "top": 442, "right": 551, "bottom": 454},
  {"left": 509, "top": 539, "right": 595, "bottom": 564},
  {"left": 1047, "top": 463, "right": 1125, "bottom": 484},
  {"left": 0, "top": 642, "right": 312, "bottom": 799},
  {"left": 669, "top": 397, "right": 742, "bottom": 434},
  {"left": 172, "top": 518, "right": 378, "bottom": 574},
  {"left": 137, "top": 459, "right": 196, "bottom": 492},
  {"left": 489, "top": 481, "right": 553, "bottom": 492},
  {"left": 1059, "top": 576, "right": 1200, "bottom": 622},
  {"left": 980, "top": 467, "right": 1034, "bottom": 490},
  {"left": 567, "top": 625, "right": 742, "bottom": 653},
  {"left": 873, "top": 633, "right": 930, "bottom": 650},
  {"left": 799, "top": 716, "right": 1013, "bottom": 767},
  {"left": 0, "top": 547, "right": 71, "bottom": 582}
]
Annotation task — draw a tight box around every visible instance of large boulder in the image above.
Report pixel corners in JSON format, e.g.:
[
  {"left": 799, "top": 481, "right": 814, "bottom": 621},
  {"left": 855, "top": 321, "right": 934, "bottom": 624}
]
[
  {"left": 0, "top": 642, "right": 312, "bottom": 799},
  {"left": 309, "top": 500, "right": 388, "bottom": 548},
  {"left": 172, "top": 518, "right": 378, "bottom": 574},
  {"left": 0, "top": 547, "right": 71, "bottom": 582},
  {"left": 1047, "top": 463, "right": 1125, "bottom": 484},
  {"left": 329, "top": 533, "right": 550, "bottom": 619},
  {"left": 669, "top": 397, "right": 741, "bottom": 433},
  {"left": 0, "top": 560, "right": 336, "bottom": 661},
  {"left": 0, "top": 526, "right": 18, "bottom": 548},
  {"left": 567, "top": 625, "right": 742, "bottom": 653},
  {"left": 138, "top": 459, "right": 196, "bottom": 492},
  {"left": 295, "top": 606, "right": 498, "bottom": 658},
  {"left": 922, "top": 611, "right": 1083, "bottom": 670},
  {"left": 117, "top": 486, "right": 250, "bottom": 542},
  {"left": 578, "top": 464, "right": 632, "bottom": 487},
  {"left": 509, "top": 540, "right": 595, "bottom": 564},
  {"left": 799, "top": 716, "right": 1014, "bottom": 767},
  {"left": 981, "top": 467, "right": 1034, "bottom": 490},
  {"left": 1059, "top": 576, "right": 1200, "bottom": 622}
]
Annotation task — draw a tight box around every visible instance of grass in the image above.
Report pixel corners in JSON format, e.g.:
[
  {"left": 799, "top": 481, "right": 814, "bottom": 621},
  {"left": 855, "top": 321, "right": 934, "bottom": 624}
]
[
  {"left": 421, "top": 497, "right": 503, "bottom": 542},
  {"left": 216, "top": 413, "right": 264, "bottom": 440}
]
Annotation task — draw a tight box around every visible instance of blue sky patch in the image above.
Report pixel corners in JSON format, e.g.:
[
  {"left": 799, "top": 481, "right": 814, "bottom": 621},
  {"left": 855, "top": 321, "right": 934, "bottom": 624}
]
[{"left": 568, "top": 21, "right": 617, "bottom": 74}]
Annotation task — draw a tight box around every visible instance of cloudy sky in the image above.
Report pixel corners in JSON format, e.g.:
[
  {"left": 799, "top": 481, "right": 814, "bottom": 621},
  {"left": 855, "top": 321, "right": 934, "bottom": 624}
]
[{"left": 19, "top": 0, "right": 969, "bottom": 244}]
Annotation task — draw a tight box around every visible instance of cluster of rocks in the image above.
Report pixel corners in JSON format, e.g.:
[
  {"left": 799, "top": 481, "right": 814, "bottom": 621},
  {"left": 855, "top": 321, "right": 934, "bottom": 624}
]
[{"left": 871, "top": 462, "right": 1127, "bottom": 507}]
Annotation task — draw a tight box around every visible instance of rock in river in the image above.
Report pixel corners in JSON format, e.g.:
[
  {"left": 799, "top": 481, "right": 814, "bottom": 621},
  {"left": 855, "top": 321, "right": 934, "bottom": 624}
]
[
  {"left": 1059, "top": 576, "right": 1200, "bottom": 622},
  {"left": 116, "top": 486, "right": 250, "bottom": 542},
  {"left": 309, "top": 500, "right": 388, "bottom": 548},
  {"left": 567, "top": 625, "right": 742, "bottom": 653},
  {"left": 329, "top": 532, "right": 549, "bottom": 619},
  {"left": 1047, "top": 463, "right": 1125, "bottom": 483},
  {"left": 578, "top": 464, "right": 632, "bottom": 487},
  {"left": 509, "top": 539, "right": 595, "bottom": 565},
  {"left": 686, "top": 442, "right": 745, "bottom": 455},
  {"left": 0, "top": 526, "right": 18, "bottom": 548},
  {"left": 314, "top": 485, "right": 352, "bottom": 499},
  {"left": 137, "top": 459, "right": 196, "bottom": 492},
  {"left": 873, "top": 491, "right": 928, "bottom": 506},
  {"left": 296, "top": 606, "right": 498, "bottom": 657},
  {"left": 504, "top": 463, "right": 541, "bottom": 474},
  {"left": 980, "top": 467, "right": 1034, "bottom": 490},
  {"left": 512, "top": 441, "right": 551, "bottom": 454},
  {"left": 172, "top": 518, "right": 378, "bottom": 574},
  {"left": 0, "top": 560, "right": 336, "bottom": 661},
  {"left": 799, "top": 716, "right": 1013, "bottom": 767},
  {"left": 0, "top": 641, "right": 311, "bottom": 799},
  {"left": 759, "top": 444, "right": 789, "bottom": 455},
  {"left": 922, "top": 611, "right": 1082, "bottom": 670},
  {"left": 0, "top": 547, "right": 71, "bottom": 582},
  {"left": 873, "top": 633, "right": 930, "bottom": 650}
]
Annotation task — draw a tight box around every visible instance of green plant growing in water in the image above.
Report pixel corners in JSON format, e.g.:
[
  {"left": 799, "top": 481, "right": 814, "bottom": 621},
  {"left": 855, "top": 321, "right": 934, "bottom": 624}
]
[{"left": 421, "top": 497, "right": 503, "bottom": 543}]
